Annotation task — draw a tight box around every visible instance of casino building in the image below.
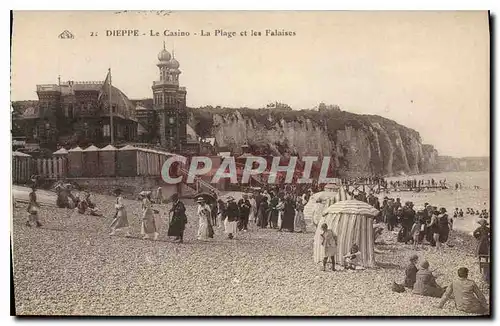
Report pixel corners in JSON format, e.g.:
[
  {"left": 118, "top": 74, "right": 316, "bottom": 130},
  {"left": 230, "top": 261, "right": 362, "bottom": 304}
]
[{"left": 12, "top": 43, "right": 196, "bottom": 154}]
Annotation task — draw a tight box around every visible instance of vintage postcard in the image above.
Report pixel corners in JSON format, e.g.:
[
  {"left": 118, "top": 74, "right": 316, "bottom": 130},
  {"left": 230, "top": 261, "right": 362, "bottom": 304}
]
[{"left": 10, "top": 11, "right": 490, "bottom": 316}]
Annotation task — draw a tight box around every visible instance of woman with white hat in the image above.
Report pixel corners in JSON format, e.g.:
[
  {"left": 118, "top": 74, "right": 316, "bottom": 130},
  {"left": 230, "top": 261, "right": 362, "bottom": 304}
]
[
  {"left": 140, "top": 191, "right": 158, "bottom": 240},
  {"left": 196, "top": 196, "right": 213, "bottom": 241},
  {"left": 109, "top": 189, "right": 131, "bottom": 237}
]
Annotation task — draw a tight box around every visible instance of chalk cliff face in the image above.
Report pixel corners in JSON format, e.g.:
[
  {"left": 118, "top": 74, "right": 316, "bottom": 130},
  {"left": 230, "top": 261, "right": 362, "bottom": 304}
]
[{"left": 188, "top": 107, "right": 440, "bottom": 177}]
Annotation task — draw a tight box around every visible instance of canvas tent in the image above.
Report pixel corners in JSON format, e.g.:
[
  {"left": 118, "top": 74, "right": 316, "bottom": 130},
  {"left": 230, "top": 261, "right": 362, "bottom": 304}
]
[
  {"left": 313, "top": 199, "right": 379, "bottom": 268},
  {"left": 12, "top": 151, "right": 33, "bottom": 184},
  {"left": 304, "top": 185, "right": 351, "bottom": 226}
]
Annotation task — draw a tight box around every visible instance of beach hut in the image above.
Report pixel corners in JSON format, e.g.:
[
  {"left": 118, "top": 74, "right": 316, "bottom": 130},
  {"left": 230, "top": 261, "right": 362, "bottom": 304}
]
[
  {"left": 13, "top": 151, "right": 31, "bottom": 157},
  {"left": 67, "top": 146, "right": 84, "bottom": 177},
  {"left": 83, "top": 145, "right": 100, "bottom": 177},
  {"left": 98, "top": 145, "right": 117, "bottom": 177},
  {"left": 53, "top": 147, "right": 69, "bottom": 156},
  {"left": 116, "top": 145, "right": 138, "bottom": 177},
  {"left": 313, "top": 200, "right": 379, "bottom": 268},
  {"left": 12, "top": 151, "right": 33, "bottom": 184}
]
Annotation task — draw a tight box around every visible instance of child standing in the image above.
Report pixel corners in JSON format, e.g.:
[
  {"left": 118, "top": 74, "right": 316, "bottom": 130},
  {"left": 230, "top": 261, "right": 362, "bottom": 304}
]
[
  {"left": 410, "top": 214, "right": 423, "bottom": 250},
  {"left": 26, "top": 186, "right": 42, "bottom": 227},
  {"left": 320, "top": 223, "right": 337, "bottom": 271}
]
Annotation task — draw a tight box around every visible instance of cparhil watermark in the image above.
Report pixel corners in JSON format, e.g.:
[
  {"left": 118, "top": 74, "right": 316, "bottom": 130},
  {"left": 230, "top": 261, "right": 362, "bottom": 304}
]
[{"left": 161, "top": 155, "right": 337, "bottom": 184}]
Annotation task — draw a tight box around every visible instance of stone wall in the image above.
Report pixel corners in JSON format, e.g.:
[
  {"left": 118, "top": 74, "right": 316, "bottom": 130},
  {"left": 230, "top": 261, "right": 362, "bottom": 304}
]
[{"left": 67, "top": 176, "right": 181, "bottom": 199}]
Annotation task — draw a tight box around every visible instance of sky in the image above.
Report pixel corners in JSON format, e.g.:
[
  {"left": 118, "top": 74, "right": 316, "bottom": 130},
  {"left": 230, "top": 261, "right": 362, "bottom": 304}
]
[{"left": 10, "top": 11, "right": 490, "bottom": 157}]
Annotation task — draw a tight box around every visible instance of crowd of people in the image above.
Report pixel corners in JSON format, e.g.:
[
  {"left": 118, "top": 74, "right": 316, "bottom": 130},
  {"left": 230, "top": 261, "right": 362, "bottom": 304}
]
[
  {"left": 388, "top": 178, "right": 448, "bottom": 190},
  {"left": 21, "top": 178, "right": 490, "bottom": 315}
]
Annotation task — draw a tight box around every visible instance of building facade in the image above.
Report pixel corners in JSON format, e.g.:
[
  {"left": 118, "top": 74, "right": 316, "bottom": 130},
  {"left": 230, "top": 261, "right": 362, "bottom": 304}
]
[
  {"left": 12, "top": 44, "right": 205, "bottom": 155},
  {"left": 12, "top": 79, "right": 138, "bottom": 151}
]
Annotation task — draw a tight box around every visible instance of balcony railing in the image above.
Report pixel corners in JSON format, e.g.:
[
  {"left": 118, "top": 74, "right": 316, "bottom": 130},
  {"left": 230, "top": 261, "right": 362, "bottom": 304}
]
[
  {"left": 36, "top": 84, "right": 60, "bottom": 92},
  {"left": 153, "top": 80, "right": 179, "bottom": 87}
]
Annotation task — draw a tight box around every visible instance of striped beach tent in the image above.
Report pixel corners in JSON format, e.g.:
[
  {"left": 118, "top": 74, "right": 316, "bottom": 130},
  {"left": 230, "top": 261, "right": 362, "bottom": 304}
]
[
  {"left": 304, "top": 185, "right": 352, "bottom": 226},
  {"left": 313, "top": 200, "right": 379, "bottom": 268}
]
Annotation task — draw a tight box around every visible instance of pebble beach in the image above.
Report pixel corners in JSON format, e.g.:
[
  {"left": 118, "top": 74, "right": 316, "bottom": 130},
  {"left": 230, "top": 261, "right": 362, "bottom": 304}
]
[{"left": 11, "top": 184, "right": 489, "bottom": 316}]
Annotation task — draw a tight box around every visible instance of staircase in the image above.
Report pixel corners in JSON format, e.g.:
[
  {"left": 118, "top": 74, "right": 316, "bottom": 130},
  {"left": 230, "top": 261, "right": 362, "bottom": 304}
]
[
  {"left": 234, "top": 162, "right": 266, "bottom": 188},
  {"left": 178, "top": 167, "right": 220, "bottom": 197}
]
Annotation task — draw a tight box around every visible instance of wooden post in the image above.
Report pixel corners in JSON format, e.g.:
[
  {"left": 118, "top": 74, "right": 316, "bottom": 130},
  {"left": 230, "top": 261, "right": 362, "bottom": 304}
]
[{"left": 41, "top": 159, "right": 47, "bottom": 178}]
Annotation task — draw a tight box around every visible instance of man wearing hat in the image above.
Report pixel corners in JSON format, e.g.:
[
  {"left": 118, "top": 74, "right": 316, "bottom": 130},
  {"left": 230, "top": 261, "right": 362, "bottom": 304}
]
[
  {"left": 386, "top": 199, "right": 397, "bottom": 231},
  {"left": 224, "top": 196, "right": 239, "bottom": 239},
  {"left": 237, "top": 194, "right": 251, "bottom": 232},
  {"left": 167, "top": 193, "right": 187, "bottom": 243}
]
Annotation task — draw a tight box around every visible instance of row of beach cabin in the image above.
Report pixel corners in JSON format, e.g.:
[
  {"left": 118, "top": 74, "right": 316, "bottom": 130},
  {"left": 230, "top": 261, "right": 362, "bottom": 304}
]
[{"left": 12, "top": 145, "right": 184, "bottom": 184}]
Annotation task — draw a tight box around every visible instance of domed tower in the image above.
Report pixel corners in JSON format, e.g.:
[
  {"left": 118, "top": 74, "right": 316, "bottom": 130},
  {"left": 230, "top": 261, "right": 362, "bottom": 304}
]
[{"left": 152, "top": 41, "right": 187, "bottom": 151}]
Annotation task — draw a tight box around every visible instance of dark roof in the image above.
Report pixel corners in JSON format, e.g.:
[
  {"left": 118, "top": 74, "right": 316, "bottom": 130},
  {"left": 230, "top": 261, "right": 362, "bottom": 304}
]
[{"left": 99, "top": 85, "right": 137, "bottom": 121}]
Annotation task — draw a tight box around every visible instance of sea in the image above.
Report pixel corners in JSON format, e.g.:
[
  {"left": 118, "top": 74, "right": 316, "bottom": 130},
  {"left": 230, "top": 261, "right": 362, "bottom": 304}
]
[{"left": 381, "top": 171, "right": 490, "bottom": 234}]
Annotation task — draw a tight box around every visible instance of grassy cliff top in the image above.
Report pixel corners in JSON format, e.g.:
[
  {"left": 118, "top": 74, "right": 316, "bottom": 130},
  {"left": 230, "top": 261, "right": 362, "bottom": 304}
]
[{"left": 187, "top": 106, "right": 422, "bottom": 141}]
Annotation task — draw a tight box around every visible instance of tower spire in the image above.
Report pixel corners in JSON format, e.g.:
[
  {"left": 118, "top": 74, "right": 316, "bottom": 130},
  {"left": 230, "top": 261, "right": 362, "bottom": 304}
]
[{"left": 163, "top": 39, "right": 166, "bottom": 50}]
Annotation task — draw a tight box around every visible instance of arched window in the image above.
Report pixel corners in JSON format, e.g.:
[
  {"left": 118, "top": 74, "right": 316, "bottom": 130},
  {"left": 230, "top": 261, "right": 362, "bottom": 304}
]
[
  {"left": 84, "top": 122, "right": 89, "bottom": 137},
  {"left": 45, "top": 122, "right": 51, "bottom": 137}
]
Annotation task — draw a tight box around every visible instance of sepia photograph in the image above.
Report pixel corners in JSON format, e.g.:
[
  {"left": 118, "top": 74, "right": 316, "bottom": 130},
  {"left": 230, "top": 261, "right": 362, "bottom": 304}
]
[{"left": 9, "top": 10, "right": 490, "bottom": 316}]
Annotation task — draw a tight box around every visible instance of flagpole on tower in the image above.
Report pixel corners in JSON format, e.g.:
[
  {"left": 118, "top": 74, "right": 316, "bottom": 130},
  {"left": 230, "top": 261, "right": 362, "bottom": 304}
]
[{"left": 108, "top": 68, "right": 114, "bottom": 145}]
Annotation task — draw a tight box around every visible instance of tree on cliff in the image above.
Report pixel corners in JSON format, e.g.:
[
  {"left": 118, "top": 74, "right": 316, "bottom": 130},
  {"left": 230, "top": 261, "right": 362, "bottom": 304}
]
[
  {"left": 266, "top": 102, "right": 292, "bottom": 110},
  {"left": 318, "top": 102, "right": 341, "bottom": 112}
]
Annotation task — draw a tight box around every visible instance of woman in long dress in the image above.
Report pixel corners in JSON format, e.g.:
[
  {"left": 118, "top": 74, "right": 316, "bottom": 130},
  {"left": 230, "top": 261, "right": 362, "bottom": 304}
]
[
  {"left": 167, "top": 193, "right": 187, "bottom": 243},
  {"left": 197, "top": 197, "right": 214, "bottom": 240},
  {"left": 248, "top": 194, "right": 257, "bottom": 224},
  {"left": 294, "top": 197, "right": 307, "bottom": 233},
  {"left": 281, "top": 196, "right": 296, "bottom": 232},
  {"left": 141, "top": 193, "right": 158, "bottom": 240},
  {"left": 109, "top": 189, "right": 131, "bottom": 237}
]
